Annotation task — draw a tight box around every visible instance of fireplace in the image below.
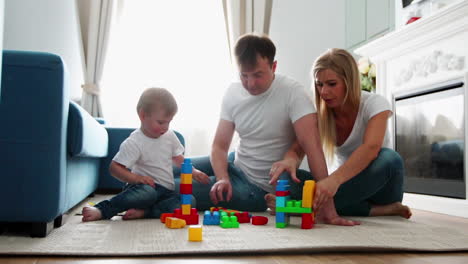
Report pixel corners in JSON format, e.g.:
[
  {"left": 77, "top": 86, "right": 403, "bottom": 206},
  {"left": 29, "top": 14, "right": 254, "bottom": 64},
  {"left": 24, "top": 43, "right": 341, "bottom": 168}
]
[
  {"left": 355, "top": 1, "right": 468, "bottom": 217},
  {"left": 394, "top": 79, "right": 465, "bottom": 199}
]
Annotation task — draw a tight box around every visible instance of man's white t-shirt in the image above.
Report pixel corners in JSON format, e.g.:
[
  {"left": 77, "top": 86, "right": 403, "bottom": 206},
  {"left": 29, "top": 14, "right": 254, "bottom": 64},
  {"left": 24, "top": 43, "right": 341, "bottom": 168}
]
[
  {"left": 333, "top": 91, "right": 392, "bottom": 169},
  {"left": 221, "top": 74, "right": 316, "bottom": 193},
  {"left": 113, "top": 129, "right": 184, "bottom": 190}
]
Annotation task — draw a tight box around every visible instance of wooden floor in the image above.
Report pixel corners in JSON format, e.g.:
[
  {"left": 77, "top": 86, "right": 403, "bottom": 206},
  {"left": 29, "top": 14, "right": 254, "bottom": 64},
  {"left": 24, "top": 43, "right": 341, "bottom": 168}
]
[{"left": 1, "top": 209, "right": 467, "bottom": 264}]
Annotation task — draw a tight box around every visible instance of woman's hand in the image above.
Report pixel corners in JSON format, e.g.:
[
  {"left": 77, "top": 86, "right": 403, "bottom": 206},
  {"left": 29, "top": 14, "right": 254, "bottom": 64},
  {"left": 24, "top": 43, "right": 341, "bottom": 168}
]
[
  {"left": 314, "top": 175, "right": 341, "bottom": 211},
  {"left": 269, "top": 158, "right": 300, "bottom": 185},
  {"left": 209, "top": 179, "right": 232, "bottom": 204},
  {"left": 192, "top": 168, "right": 210, "bottom": 184}
]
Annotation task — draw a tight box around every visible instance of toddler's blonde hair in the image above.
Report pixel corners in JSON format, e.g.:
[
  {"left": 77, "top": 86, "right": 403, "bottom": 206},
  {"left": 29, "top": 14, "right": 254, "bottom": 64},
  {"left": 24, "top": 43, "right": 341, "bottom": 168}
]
[{"left": 136, "top": 87, "right": 178, "bottom": 116}]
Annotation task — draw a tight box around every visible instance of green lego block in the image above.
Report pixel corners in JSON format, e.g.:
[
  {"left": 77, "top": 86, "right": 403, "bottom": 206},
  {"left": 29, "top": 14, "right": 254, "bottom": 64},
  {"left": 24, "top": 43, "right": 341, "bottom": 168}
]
[
  {"left": 276, "top": 222, "right": 288, "bottom": 228},
  {"left": 276, "top": 206, "right": 312, "bottom": 214}
]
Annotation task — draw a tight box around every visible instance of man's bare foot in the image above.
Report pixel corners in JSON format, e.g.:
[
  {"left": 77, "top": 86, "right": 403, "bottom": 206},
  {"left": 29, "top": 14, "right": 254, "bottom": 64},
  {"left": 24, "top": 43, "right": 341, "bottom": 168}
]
[
  {"left": 370, "top": 202, "right": 412, "bottom": 219},
  {"left": 264, "top": 193, "right": 276, "bottom": 215},
  {"left": 82, "top": 206, "right": 102, "bottom": 222},
  {"left": 122, "top": 209, "right": 145, "bottom": 220}
]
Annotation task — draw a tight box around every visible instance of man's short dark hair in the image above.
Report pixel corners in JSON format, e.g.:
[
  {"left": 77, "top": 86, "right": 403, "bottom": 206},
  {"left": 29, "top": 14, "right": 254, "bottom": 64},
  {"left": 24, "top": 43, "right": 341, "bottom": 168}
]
[{"left": 234, "top": 34, "right": 276, "bottom": 68}]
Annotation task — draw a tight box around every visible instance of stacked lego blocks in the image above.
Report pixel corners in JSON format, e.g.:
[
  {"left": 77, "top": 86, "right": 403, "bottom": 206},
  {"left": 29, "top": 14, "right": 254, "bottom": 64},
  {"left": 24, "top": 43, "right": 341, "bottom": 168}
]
[{"left": 276, "top": 179, "right": 315, "bottom": 229}]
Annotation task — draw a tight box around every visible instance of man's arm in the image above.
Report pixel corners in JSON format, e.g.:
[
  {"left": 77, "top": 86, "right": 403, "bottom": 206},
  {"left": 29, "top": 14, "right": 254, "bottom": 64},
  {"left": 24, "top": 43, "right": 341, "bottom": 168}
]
[{"left": 209, "top": 119, "right": 235, "bottom": 204}]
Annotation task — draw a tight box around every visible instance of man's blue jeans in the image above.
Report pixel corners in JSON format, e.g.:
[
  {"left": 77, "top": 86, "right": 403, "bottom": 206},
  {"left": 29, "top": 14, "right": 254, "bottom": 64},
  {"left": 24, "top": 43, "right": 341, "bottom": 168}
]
[{"left": 94, "top": 183, "right": 180, "bottom": 219}]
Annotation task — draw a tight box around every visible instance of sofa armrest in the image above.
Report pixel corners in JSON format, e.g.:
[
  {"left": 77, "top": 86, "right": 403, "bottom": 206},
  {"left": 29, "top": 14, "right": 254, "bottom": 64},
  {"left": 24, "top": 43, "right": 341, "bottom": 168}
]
[{"left": 67, "top": 101, "right": 108, "bottom": 158}]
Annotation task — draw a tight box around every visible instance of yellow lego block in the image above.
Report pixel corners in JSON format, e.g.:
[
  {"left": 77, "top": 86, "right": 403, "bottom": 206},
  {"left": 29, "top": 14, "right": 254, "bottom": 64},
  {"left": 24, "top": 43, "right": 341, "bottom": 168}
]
[
  {"left": 181, "top": 173, "right": 192, "bottom": 184},
  {"left": 302, "top": 180, "right": 315, "bottom": 208},
  {"left": 188, "top": 225, "right": 202, "bottom": 241},
  {"left": 182, "top": 204, "right": 191, "bottom": 215},
  {"left": 165, "top": 217, "right": 186, "bottom": 229}
]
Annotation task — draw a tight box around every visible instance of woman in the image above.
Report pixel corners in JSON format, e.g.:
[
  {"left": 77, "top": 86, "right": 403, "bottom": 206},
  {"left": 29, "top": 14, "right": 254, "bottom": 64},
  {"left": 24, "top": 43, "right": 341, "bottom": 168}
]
[{"left": 267, "top": 48, "right": 411, "bottom": 218}]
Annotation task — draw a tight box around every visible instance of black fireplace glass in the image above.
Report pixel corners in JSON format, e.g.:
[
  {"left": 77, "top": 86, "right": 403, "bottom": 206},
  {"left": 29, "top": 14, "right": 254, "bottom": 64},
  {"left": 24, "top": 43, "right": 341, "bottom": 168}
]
[{"left": 395, "top": 82, "right": 465, "bottom": 199}]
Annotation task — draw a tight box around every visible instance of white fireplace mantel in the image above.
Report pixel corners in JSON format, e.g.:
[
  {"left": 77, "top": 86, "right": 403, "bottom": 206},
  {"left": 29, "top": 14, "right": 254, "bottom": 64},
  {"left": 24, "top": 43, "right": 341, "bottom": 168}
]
[{"left": 355, "top": 0, "right": 468, "bottom": 218}]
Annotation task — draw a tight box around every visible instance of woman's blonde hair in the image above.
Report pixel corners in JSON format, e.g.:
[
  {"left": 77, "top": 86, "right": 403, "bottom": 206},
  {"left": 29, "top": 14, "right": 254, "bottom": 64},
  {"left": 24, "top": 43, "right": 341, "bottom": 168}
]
[
  {"left": 136, "top": 87, "right": 178, "bottom": 117},
  {"left": 311, "top": 48, "right": 361, "bottom": 161}
]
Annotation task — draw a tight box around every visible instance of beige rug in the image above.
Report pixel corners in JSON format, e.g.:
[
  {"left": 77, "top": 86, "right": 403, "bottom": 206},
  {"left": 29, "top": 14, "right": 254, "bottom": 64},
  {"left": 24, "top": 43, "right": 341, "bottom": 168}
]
[{"left": 1, "top": 196, "right": 468, "bottom": 256}]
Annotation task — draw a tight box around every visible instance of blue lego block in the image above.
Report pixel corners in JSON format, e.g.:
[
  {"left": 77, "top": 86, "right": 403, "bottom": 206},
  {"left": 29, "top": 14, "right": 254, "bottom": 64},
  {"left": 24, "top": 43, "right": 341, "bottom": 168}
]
[
  {"left": 181, "top": 158, "right": 192, "bottom": 174},
  {"left": 203, "top": 210, "right": 220, "bottom": 225},
  {"left": 276, "top": 184, "right": 289, "bottom": 191},
  {"left": 276, "top": 196, "right": 289, "bottom": 207},
  {"left": 276, "top": 212, "right": 286, "bottom": 223},
  {"left": 277, "top": 180, "right": 289, "bottom": 186},
  {"left": 180, "top": 194, "right": 192, "bottom": 205}
]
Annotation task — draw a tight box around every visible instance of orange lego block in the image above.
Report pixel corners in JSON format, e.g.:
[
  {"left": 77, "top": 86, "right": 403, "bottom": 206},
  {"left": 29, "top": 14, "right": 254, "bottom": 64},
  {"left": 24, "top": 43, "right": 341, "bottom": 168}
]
[
  {"left": 182, "top": 204, "right": 191, "bottom": 215},
  {"left": 302, "top": 180, "right": 315, "bottom": 208},
  {"left": 165, "top": 217, "right": 186, "bottom": 229},
  {"left": 160, "top": 213, "right": 174, "bottom": 223},
  {"left": 181, "top": 173, "right": 192, "bottom": 184}
]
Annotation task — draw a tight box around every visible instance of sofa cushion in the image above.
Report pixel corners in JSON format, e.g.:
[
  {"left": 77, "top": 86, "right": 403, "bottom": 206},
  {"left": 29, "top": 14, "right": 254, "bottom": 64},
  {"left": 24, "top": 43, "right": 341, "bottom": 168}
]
[{"left": 67, "top": 101, "right": 108, "bottom": 157}]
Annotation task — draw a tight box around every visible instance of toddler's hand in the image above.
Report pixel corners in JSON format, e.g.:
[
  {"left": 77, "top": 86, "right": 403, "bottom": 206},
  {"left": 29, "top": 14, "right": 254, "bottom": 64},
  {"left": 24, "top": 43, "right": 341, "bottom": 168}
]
[
  {"left": 137, "top": 175, "right": 156, "bottom": 188},
  {"left": 192, "top": 168, "right": 210, "bottom": 184}
]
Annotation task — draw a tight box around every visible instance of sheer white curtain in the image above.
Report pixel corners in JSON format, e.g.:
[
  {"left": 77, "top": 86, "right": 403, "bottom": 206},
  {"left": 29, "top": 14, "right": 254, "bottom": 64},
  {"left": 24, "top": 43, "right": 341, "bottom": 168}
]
[
  {"left": 101, "top": 0, "right": 233, "bottom": 156},
  {"left": 78, "top": 0, "right": 118, "bottom": 117}
]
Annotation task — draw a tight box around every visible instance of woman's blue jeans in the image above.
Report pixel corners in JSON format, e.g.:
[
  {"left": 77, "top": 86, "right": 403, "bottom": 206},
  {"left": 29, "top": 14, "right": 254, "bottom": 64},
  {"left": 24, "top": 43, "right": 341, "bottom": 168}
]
[
  {"left": 333, "top": 148, "right": 405, "bottom": 216},
  {"left": 95, "top": 183, "right": 180, "bottom": 219}
]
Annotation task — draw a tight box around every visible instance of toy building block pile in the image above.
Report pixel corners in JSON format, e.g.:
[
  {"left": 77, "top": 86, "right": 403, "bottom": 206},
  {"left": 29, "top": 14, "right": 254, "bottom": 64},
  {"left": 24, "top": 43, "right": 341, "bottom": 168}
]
[
  {"left": 203, "top": 207, "right": 251, "bottom": 228},
  {"left": 275, "top": 179, "right": 315, "bottom": 229}
]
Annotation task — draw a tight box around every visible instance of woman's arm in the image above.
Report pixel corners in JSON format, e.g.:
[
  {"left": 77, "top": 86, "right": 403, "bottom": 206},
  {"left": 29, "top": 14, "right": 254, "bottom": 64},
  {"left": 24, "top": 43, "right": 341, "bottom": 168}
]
[{"left": 323, "top": 110, "right": 392, "bottom": 194}]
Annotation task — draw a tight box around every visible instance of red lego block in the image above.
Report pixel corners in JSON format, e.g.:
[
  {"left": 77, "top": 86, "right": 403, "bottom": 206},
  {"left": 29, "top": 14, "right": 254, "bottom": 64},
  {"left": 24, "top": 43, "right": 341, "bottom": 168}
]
[
  {"left": 275, "top": 190, "right": 291, "bottom": 196},
  {"left": 251, "top": 216, "right": 268, "bottom": 225},
  {"left": 160, "top": 213, "right": 174, "bottom": 223},
  {"left": 174, "top": 208, "right": 199, "bottom": 225},
  {"left": 180, "top": 184, "right": 193, "bottom": 194},
  {"left": 301, "top": 213, "right": 314, "bottom": 229},
  {"left": 235, "top": 212, "right": 250, "bottom": 223}
]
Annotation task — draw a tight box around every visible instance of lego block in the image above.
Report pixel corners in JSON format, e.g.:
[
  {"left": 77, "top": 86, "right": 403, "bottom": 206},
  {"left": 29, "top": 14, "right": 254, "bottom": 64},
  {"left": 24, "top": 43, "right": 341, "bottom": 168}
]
[
  {"left": 182, "top": 204, "right": 191, "bottom": 215},
  {"left": 174, "top": 208, "right": 199, "bottom": 225},
  {"left": 203, "top": 210, "right": 220, "bottom": 225},
  {"left": 181, "top": 158, "right": 192, "bottom": 174},
  {"left": 276, "top": 196, "right": 289, "bottom": 207},
  {"left": 220, "top": 215, "right": 239, "bottom": 228},
  {"left": 188, "top": 225, "right": 202, "bottom": 242},
  {"left": 276, "top": 184, "right": 289, "bottom": 191},
  {"left": 276, "top": 222, "right": 288, "bottom": 228},
  {"left": 180, "top": 194, "right": 192, "bottom": 205},
  {"left": 251, "top": 216, "right": 268, "bottom": 225},
  {"left": 180, "top": 183, "right": 193, "bottom": 194},
  {"left": 276, "top": 212, "right": 286, "bottom": 223},
  {"left": 301, "top": 213, "right": 314, "bottom": 229},
  {"left": 277, "top": 200, "right": 313, "bottom": 214},
  {"left": 302, "top": 180, "right": 315, "bottom": 208},
  {"left": 165, "top": 217, "right": 186, "bottom": 228},
  {"left": 276, "top": 190, "right": 291, "bottom": 196},
  {"left": 181, "top": 173, "right": 192, "bottom": 184},
  {"left": 160, "top": 213, "right": 174, "bottom": 223},
  {"left": 235, "top": 212, "right": 250, "bottom": 223}
]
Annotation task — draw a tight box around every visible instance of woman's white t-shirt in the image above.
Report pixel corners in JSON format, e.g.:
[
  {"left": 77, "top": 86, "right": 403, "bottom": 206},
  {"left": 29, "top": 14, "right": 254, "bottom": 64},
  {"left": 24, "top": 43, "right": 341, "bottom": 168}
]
[{"left": 332, "top": 91, "right": 392, "bottom": 170}]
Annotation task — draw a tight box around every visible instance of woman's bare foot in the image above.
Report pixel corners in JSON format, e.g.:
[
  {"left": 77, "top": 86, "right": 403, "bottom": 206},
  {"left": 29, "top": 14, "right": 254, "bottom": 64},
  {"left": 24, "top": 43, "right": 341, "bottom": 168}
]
[
  {"left": 264, "top": 193, "right": 276, "bottom": 215},
  {"left": 82, "top": 206, "right": 102, "bottom": 222},
  {"left": 122, "top": 209, "right": 145, "bottom": 220},
  {"left": 370, "top": 202, "right": 412, "bottom": 219}
]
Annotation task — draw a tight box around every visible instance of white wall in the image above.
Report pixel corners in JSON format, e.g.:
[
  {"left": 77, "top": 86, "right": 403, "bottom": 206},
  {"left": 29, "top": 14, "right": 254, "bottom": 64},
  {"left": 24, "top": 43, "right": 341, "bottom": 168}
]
[
  {"left": 3, "top": 0, "right": 85, "bottom": 100},
  {"left": 269, "top": 0, "right": 346, "bottom": 170},
  {"left": 269, "top": 0, "right": 346, "bottom": 91},
  {"left": 395, "top": 0, "right": 459, "bottom": 29}
]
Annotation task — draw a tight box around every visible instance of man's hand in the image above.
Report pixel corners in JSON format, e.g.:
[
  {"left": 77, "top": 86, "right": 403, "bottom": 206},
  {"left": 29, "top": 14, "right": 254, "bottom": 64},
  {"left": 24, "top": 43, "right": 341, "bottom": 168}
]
[
  {"left": 269, "top": 158, "right": 300, "bottom": 185},
  {"left": 136, "top": 175, "right": 156, "bottom": 188},
  {"left": 192, "top": 168, "right": 210, "bottom": 184},
  {"left": 209, "top": 179, "right": 232, "bottom": 204},
  {"left": 313, "top": 176, "right": 341, "bottom": 211}
]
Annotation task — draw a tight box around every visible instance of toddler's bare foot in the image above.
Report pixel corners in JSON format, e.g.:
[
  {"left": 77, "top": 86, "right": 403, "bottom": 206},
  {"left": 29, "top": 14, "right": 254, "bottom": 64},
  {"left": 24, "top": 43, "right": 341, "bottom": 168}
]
[
  {"left": 82, "top": 206, "right": 102, "bottom": 222},
  {"left": 370, "top": 202, "right": 412, "bottom": 219},
  {"left": 264, "top": 193, "right": 276, "bottom": 215},
  {"left": 122, "top": 209, "right": 145, "bottom": 220}
]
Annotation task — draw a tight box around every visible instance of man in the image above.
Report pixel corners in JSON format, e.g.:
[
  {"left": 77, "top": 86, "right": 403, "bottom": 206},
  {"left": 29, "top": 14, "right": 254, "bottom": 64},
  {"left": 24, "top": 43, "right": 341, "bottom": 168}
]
[{"left": 206, "top": 33, "right": 356, "bottom": 225}]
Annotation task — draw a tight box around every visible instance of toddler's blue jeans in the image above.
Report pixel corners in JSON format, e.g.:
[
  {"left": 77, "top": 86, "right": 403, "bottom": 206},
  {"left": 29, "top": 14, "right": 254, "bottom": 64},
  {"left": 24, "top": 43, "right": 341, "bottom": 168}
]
[{"left": 94, "top": 183, "right": 180, "bottom": 219}]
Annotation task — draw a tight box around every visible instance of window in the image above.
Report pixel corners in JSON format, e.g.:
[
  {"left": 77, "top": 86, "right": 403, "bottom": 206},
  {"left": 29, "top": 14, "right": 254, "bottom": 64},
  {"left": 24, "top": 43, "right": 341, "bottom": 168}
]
[{"left": 101, "top": 0, "right": 233, "bottom": 156}]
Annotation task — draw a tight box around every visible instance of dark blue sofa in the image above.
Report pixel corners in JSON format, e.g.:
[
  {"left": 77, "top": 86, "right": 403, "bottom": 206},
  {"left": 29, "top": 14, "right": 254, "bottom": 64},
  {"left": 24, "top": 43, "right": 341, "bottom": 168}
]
[{"left": 0, "top": 50, "right": 108, "bottom": 237}]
